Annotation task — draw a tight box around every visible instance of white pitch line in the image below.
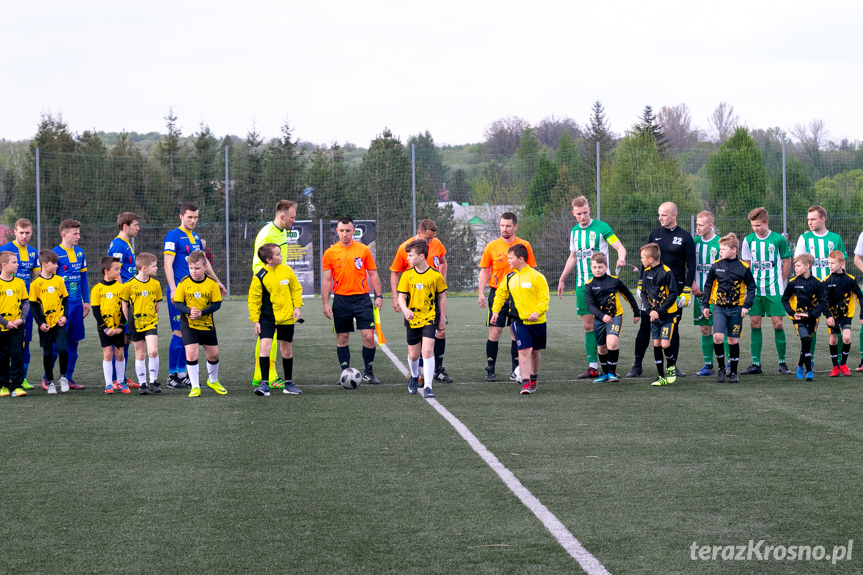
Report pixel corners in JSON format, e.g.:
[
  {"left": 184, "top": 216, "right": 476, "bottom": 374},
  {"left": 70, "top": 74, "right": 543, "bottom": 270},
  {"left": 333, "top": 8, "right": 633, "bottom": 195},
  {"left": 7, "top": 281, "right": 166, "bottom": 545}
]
[{"left": 376, "top": 338, "right": 610, "bottom": 575}]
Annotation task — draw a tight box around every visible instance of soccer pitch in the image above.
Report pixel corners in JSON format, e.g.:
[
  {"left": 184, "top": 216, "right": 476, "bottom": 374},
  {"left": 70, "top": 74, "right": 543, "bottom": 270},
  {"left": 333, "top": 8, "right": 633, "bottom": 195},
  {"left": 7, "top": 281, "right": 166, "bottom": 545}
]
[{"left": 3, "top": 296, "right": 861, "bottom": 574}]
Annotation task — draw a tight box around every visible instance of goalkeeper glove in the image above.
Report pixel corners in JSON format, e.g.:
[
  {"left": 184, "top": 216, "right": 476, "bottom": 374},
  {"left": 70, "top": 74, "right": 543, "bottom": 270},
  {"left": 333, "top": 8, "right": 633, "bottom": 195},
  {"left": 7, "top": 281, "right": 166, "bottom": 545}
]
[{"left": 677, "top": 286, "right": 693, "bottom": 308}]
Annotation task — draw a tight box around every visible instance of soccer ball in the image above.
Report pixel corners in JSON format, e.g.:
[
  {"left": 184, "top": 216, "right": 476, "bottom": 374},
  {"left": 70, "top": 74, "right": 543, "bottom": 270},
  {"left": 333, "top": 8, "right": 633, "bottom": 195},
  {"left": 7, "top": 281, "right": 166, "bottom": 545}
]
[
  {"left": 513, "top": 365, "right": 521, "bottom": 383},
  {"left": 340, "top": 368, "right": 362, "bottom": 389}
]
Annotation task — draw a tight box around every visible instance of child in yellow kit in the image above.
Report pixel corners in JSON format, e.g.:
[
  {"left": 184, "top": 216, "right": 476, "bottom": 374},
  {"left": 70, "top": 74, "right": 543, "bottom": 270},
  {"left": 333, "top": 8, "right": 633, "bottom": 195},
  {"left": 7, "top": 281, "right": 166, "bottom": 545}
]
[
  {"left": 122, "top": 252, "right": 163, "bottom": 394},
  {"left": 0, "top": 252, "right": 29, "bottom": 397},
  {"left": 92, "top": 257, "right": 128, "bottom": 394}
]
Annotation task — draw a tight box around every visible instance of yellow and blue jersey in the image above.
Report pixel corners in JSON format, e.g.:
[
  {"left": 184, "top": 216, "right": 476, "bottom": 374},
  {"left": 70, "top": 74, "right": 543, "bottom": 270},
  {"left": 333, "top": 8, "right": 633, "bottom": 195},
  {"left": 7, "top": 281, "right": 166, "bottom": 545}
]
[
  {"left": 53, "top": 245, "right": 88, "bottom": 304},
  {"left": 108, "top": 236, "right": 136, "bottom": 282},
  {"left": 1, "top": 241, "right": 40, "bottom": 289},
  {"left": 163, "top": 226, "right": 203, "bottom": 281}
]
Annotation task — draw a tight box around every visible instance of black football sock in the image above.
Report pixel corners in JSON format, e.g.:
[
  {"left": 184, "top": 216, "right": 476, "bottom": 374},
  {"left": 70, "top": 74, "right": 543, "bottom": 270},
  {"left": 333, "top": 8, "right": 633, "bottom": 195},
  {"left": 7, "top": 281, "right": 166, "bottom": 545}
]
[
  {"left": 654, "top": 346, "right": 665, "bottom": 377},
  {"left": 511, "top": 340, "right": 519, "bottom": 371},
  {"left": 598, "top": 352, "right": 609, "bottom": 374},
  {"left": 729, "top": 343, "right": 740, "bottom": 374},
  {"left": 336, "top": 346, "right": 350, "bottom": 370},
  {"left": 486, "top": 340, "right": 498, "bottom": 369},
  {"left": 830, "top": 344, "right": 839, "bottom": 367},
  {"left": 362, "top": 346, "right": 375, "bottom": 372},
  {"left": 434, "top": 338, "right": 445, "bottom": 370},
  {"left": 842, "top": 342, "right": 851, "bottom": 366},
  {"left": 283, "top": 357, "right": 293, "bottom": 381},
  {"left": 714, "top": 342, "right": 725, "bottom": 370},
  {"left": 259, "top": 356, "right": 270, "bottom": 382}
]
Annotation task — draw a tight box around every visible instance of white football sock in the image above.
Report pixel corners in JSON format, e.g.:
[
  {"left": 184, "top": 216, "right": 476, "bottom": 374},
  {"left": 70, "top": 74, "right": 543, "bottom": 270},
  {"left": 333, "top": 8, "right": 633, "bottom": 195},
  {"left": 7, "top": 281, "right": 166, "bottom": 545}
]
[
  {"left": 115, "top": 360, "right": 126, "bottom": 384},
  {"left": 102, "top": 360, "right": 113, "bottom": 386},
  {"left": 207, "top": 360, "right": 219, "bottom": 383},
  {"left": 187, "top": 363, "right": 200, "bottom": 388},
  {"left": 149, "top": 356, "right": 160, "bottom": 382},
  {"left": 135, "top": 359, "right": 147, "bottom": 385},
  {"left": 409, "top": 358, "right": 420, "bottom": 378},
  {"left": 422, "top": 356, "right": 435, "bottom": 388}
]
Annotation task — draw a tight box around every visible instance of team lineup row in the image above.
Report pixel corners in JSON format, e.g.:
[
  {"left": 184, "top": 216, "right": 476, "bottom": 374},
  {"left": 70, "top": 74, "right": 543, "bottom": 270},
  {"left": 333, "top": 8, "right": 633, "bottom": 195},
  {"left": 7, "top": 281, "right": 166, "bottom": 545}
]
[{"left": 2, "top": 198, "right": 863, "bottom": 398}]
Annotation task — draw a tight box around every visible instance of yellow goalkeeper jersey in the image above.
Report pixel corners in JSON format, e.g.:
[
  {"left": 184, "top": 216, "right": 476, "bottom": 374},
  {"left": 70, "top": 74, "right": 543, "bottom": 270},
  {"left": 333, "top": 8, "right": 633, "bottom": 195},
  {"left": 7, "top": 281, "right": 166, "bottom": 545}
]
[{"left": 492, "top": 266, "right": 549, "bottom": 325}]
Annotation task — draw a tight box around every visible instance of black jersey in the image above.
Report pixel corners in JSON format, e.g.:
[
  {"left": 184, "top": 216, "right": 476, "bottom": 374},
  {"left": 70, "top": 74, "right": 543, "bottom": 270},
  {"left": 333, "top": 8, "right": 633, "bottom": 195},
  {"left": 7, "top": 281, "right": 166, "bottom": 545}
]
[
  {"left": 645, "top": 225, "right": 696, "bottom": 289},
  {"left": 584, "top": 273, "right": 639, "bottom": 320},
  {"left": 641, "top": 264, "right": 679, "bottom": 319},
  {"left": 782, "top": 274, "right": 829, "bottom": 320},
  {"left": 824, "top": 271, "right": 863, "bottom": 321},
  {"left": 701, "top": 258, "right": 756, "bottom": 309}
]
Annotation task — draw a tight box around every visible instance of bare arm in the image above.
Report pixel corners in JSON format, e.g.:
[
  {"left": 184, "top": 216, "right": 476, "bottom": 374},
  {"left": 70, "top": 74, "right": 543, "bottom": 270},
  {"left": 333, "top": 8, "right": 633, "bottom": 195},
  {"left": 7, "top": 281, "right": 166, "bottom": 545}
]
[
  {"left": 610, "top": 239, "right": 627, "bottom": 268},
  {"left": 164, "top": 253, "right": 176, "bottom": 295},
  {"left": 205, "top": 260, "right": 227, "bottom": 296},
  {"left": 322, "top": 269, "right": 333, "bottom": 318},
  {"left": 557, "top": 251, "right": 578, "bottom": 298},
  {"left": 390, "top": 270, "right": 401, "bottom": 312},
  {"left": 782, "top": 257, "right": 792, "bottom": 280},
  {"left": 438, "top": 254, "right": 448, "bottom": 282},
  {"left": 477, "top": 267, "right": 490, "bottom": 308},
  {"left": 368, "top": 270, "right": 384, "bottom": 309},
  {"left": 437, "top": 292, "right": 447, "bottom": 332}
]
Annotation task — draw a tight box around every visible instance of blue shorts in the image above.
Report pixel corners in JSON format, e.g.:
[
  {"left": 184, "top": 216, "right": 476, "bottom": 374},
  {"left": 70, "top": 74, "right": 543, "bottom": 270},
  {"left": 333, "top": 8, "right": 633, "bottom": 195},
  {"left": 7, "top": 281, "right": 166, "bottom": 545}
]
[
  {"left": 650, "top": 315, "right": 676, "bottom": 341},
  {"left": 712, "top": 306, "right": 743, "bottom": 338},
  {"left": 512, "top": 321, "right": 546, "bottom": 351},
  {"left": 24, "top": 308, "right": 33, "bottom": 343},
  {"left": 593, "top": 315, "right": 623, "bottom": 346},
  {"left": 168, "top": 298, "right": 183, "bottom": 331},
  {"left": 828, "top": 318, "right": 852, "bottom": 335},
  {"left": 67, "top": 301, "right": 85, "bottom": 342}
]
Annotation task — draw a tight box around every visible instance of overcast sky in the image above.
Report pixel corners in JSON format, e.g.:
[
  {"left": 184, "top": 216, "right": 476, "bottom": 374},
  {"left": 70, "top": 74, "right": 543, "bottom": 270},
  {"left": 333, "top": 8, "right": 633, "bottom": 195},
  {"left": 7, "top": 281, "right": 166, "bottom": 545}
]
[{"left": 3, "top": 0, "right": 862, "bottom": 147}]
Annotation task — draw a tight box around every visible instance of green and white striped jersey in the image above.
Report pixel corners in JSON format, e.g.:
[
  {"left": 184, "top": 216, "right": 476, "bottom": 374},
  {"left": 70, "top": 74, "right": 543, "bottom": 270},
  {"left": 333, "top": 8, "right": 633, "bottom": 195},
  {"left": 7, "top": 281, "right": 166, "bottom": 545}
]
[
  {"left": 795, "top": 230, "right": 847, "bottom": 281},
  {"left": 694, "top": 234, "right": 720, "bottom": 291},
  {"left": 741, "top": 231, "right": 792, "bottom": 296},
  {"left": 568, "top": 219, "right": 619, "bottom": 287}
]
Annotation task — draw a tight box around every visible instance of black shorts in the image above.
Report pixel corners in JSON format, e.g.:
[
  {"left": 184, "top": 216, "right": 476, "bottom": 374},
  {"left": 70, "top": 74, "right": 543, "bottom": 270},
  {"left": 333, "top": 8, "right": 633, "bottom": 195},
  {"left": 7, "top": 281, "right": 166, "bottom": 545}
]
[
  {"left": 406, "top": 324, "right": 436, "bottom": 346},
  {"left": 181, "top": 320, "right": 219, "bottom": 347},
  {"left": 828, "top": 318, "right": 852, "bottom": 335},
  {"left": 487, "top": 287, "right": 512, "bottom": 327},
  {"left": 712, "top": 306, "right": 743, "bottom": 338},
  {"left": 38, "top": 324, "right": 68, "bottom": 351},
  {"left": 650, "top": 315, "right": 677, "bottom": 341},
  {"left": 98, "top": 329, "right": 126, "bottom": 349},
  {"left": 593, "top": 315, "right": 623, "bottom": 346},
  {"left": 130, "top": 326, "right": 158, "bottom": 342},
  {"left": 332, "top": 294, "right": 375, "bottom": 333},
  {"left": 259, "top": 321, "right": 294, "bottom": 342}
]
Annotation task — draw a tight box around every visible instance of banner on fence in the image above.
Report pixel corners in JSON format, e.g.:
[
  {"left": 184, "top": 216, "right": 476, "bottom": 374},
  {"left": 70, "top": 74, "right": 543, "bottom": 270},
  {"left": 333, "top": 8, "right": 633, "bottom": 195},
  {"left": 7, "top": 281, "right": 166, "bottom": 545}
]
[
  {"left": 328, "top": 220, "right": 378, "bottom": 261},
  {"left": 287, "top": 220, "right": 315, "bottom": 297}
]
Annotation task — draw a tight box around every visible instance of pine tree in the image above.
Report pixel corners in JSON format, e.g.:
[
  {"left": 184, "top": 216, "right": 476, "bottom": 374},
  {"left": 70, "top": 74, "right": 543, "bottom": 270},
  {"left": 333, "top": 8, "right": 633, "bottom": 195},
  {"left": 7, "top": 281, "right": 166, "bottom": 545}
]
[
  {"left": 635, "top": 105, "right": 667, "bottom": 151},
  {"left": 584, "top": 101, "right": 615, "bottom": 174}
]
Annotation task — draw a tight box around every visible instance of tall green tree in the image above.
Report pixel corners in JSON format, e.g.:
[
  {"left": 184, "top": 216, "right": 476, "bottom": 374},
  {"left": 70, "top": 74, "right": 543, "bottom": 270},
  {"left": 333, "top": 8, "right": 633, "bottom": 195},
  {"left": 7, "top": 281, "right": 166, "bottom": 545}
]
[
  {"left": 408, "top": 130, "right": 447, "bottom": 201},
  {"left": 514, "top": 126, "right": 541, "bottom": 186},
  {"left": 583, "top": 101, "right": 615, "bottom": 176},
  {"left": 604, "top": 129, "right": 698, "bottom": 217},
  {"left": 448, "top": 168, "right": 472, "bottom": 204},
  {"left": 705, "top": 126, "right": 767, "bottom": 215},
  {"left": 18, "top": 113, "right": 79, "bottom": 224},
  {"left": 523, "top": 155, "right": 557, "bottom": 217},
  {"left": 635, "top": 105, "right": 667, "bottom": 151}
]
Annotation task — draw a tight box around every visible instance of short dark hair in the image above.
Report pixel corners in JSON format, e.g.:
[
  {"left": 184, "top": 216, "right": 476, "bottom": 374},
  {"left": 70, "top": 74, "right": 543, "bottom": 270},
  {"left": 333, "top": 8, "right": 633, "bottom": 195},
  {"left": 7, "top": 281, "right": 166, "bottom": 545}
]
[
  {"left": 500, "top": 212, "right": 517, "bottom": 225},
  {"left": 59, "top": 219, "right": 81, "bottom": 235},
  {"left": 418, "top": 219, "right": 438, "bottom": 233},
  {"left": 0, "top": 252, "right": 15, "bottom": 266},
  {"left": 337, "top": 216, "right": 354, "bottom": 226},
  {"left": 640, "top": 243, "right": 661, "bottom": 261},
  {"left": 101, "top": 256, "right": 121, "bottom": 275},
  {"left": 39, "top": 250, "right": 58, "bottom": 265},
  {"left": 590, "top": 252, "right": 607, "bottom": 265},
  {"left": 179, "top": 201, "right": 199, "bottom": 215},
  {"left": 117, "top": 212, "right": 139, "bottom": 231},
  {"left": 258, "top": 243, "right": 280, "bottom": 264},
  {"left": 404, "top": 239, "right": 429, "bottom": 259},
  {"left": 508, "top": 243, "right": 528, "bottom": 261}
]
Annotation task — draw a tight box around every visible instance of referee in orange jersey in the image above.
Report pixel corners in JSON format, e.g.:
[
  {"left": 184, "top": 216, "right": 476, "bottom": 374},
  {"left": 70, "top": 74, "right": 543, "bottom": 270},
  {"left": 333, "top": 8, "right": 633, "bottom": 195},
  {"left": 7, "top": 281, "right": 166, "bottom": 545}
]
[
  {"left": 477, "top": 212, "right": 537, "bottom": 382},
  {"left": 322, "top": 217, "right": 385, "bottom": 384},
  {"left": 390, "top": 219, "right": 453, "bottom": 382}
]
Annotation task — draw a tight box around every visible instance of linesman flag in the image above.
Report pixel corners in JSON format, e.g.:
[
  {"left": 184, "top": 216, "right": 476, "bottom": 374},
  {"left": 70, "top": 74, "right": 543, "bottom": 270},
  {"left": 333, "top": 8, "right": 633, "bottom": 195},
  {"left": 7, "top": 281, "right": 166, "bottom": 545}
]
[{"left": 373, "top": 307, "right": 386, "bottom": 345}]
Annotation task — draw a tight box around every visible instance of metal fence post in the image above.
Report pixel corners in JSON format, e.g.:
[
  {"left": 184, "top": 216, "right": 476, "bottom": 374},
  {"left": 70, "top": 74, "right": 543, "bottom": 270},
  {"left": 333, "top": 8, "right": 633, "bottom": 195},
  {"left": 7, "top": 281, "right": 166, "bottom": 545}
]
[
  {"left": 224, "top": 146, "right": 231, "bottom": 298},
  {"left": 596, "top": 141, "right": 601, "bottom": 221},
  {"left": 411, "top": 144, "right": 417, "bottom": 235},
  {"left": 35, "top": 148, "right": 41, "bottom": 251},
  {"left": 782, "top": 138, "right": 787, "bottom": 236},
  {"left": 319, "top": 219, "right": 325, "bottom": 296}
]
